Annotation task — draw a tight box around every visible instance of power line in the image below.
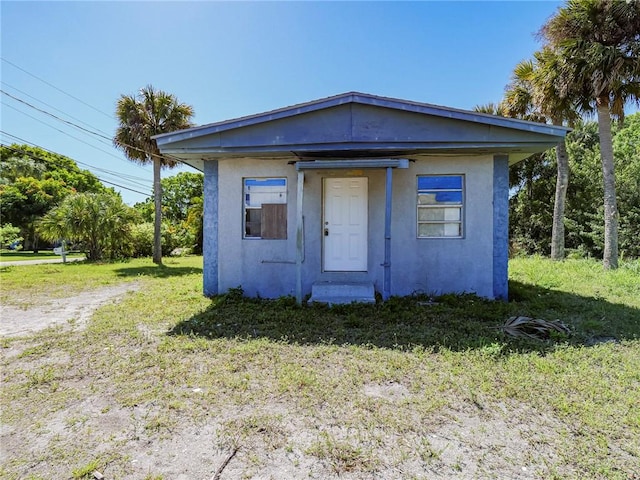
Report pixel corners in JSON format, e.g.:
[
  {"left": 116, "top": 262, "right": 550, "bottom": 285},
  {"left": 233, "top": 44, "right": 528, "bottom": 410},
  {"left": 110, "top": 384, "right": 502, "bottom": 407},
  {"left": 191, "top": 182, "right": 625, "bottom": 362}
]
[
  {"left": 2, "top": 89, "right": 116, "bottom": 142},
  {"left": 1, "top": 100, "right": 155, "bottom": 178},
  {"left": 0, "top": 130, "right": 152, "bottom": 193},
  {"left": 0, "top": 114, "right": 151, "bottom": 185},
  {"left": 1, "top": 103, "right": 153, "bottom": 187},
  {"left": 0, "top": 139, "right": 151, "bottom": 197},
  {"left": 1, "top": 142, "right": 150, "bottom": 197},
  {"left": 1, "top": 88, "right": 191, "bottom": 168},
  {"left": 0, "top": 130, "right": 153, "bottom": 188},
  {"left": 1, "top": 81, "right": 114, "bottom": 138},
  {"left": 1, "top": 61, "right": 194, "bottom": 182},
  {"left": 1, "top": 57, "right": 114, "bottom": 119}
]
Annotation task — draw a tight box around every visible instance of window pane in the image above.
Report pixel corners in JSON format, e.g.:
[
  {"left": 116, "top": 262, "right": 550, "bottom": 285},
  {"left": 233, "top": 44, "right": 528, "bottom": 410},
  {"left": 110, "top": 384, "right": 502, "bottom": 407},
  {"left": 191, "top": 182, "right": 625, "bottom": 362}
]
[
  {"left": 418, "top": 193, "right": 438, "bottom": 205},
  {"left": 244, "top": 178, "right": 287, "bottom": 207},
  {"left": 418, "top": 191, "right": 462, "bottom": 205},
  {"left": 418, "top": 223, "right": 444, "bottom": 237},
  {"left": 444, "top": 208, "right": 460, "bottom": 221},
  {"left": 418, "top": 176, "right": 462, "bottom": 191},
  {"left": 418, "top": 207, "right": 461, "bottom": 221},
  {"left": 444, "top": 223, "right": 462, "bottom": 236},
  {"left": 245, "top": 208, "right": 262, "bottom": 237},
  {"left": 418, "top": 222, "right": 461, "bottom": 238},
  {"left": 245, "top": 178, "right": 286, "bottom": 187},
  {"left": 419, "top": 208, "right": 443, "bottom": 221}
]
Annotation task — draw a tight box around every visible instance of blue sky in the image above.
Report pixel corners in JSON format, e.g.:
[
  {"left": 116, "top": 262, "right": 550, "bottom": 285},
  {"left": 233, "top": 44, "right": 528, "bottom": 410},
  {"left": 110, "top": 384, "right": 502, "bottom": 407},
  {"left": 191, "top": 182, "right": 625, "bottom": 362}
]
[{"left": 1, "top": 1, "right": 563, "bottom": 205}]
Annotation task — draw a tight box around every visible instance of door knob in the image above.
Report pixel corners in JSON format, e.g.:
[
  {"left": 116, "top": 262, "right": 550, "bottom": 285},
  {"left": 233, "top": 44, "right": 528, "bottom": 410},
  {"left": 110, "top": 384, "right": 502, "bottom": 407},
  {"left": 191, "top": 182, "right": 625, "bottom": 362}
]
[{"left": 324, "top": 228, "right": 329, "bottom": 236}]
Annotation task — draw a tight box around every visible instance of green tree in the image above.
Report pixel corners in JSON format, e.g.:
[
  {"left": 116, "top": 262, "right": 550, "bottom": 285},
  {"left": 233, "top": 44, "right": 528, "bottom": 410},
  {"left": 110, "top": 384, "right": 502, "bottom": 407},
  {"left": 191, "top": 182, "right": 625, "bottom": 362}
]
[
  {"left": 158, "top": 172, "right": 203, "bottom": 225},
  {"left": 508, "top": 116, "right": 640, "bottom": 259},
  {"left": 503, "top": 49, "right": 577, "bottom": 261},
  {"left": 38, "top": 192, "right": 136, "bottom": 261},
  {"left": 0, "top": 145, "right": 105, "bottom": 250},
  {"left": 1, "top": 177, "right": 70, "bottom": 251},
  {"left": 133, "top": 171, "right": 204, "bottom": 253},
  {"left": 185, "top": 195, "right": 204, "bottom": 254},
  {"left": 114, "top": 85, "right": 194, "bottom": 265},
  {"left": 0, "top": 154, "right": 45, "bottom": 184},
  {"left": 541, "top": 0, "right": 640, "bottom": 269},
  {"left": 612, "top": 113, "right": 640, "bottom": 258},
  {"left": 473, "top": 102, "right": 550, "bottom": 249},
  {"left": 0, "top": 144, "right": 104, "bottom": 191},
  {"left": 0, "top": 223, "right": 22, "bottom": 249}
]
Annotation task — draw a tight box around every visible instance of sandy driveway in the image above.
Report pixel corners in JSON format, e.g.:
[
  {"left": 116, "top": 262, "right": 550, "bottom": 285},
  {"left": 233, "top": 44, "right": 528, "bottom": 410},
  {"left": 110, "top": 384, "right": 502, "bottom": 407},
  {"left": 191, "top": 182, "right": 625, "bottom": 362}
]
[{"left": 0, "top": 282, "right": 141, "bottom": 337}]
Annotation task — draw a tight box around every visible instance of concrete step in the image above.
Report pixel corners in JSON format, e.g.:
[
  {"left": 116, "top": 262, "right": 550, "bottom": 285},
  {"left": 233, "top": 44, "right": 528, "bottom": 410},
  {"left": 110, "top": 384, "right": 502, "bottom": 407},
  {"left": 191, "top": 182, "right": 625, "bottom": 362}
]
[{"left": 309, "top": 282, "right": 376, "bottom": 305}]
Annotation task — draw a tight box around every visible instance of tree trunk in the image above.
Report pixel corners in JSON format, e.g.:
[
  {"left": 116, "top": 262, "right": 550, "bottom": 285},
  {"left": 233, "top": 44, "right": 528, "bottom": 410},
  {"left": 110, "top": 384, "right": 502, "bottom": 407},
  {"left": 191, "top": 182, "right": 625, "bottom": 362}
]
[
  {"left": 596, "top": 98, "right": 618, "bottom": 270},
  {"left": 153, "top": 158, "right": 163, "bottom": 265},
  {"left": 551, "top": 138, "right": 569, "bottom": 260}
]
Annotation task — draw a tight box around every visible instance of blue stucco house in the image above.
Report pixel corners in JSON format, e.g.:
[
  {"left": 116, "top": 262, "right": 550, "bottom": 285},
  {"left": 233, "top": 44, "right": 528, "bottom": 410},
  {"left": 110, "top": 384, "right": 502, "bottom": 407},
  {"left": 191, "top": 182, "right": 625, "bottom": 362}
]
[{"left": 154, "top": 92, "right": 568, "bottom": 303}]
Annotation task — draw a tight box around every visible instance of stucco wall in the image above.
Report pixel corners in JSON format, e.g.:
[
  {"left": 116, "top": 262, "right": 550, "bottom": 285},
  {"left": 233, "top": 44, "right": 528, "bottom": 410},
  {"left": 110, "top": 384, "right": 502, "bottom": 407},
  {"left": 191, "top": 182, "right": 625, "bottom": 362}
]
[
  {"left": 217, "top": 159, "right": 298, "bottom": 297},
  {"left": 390, "top": 156, "right": 495, "bottom": 298},
  {"left": 212, "top": 155, "right": 498, "bottom": 299}
]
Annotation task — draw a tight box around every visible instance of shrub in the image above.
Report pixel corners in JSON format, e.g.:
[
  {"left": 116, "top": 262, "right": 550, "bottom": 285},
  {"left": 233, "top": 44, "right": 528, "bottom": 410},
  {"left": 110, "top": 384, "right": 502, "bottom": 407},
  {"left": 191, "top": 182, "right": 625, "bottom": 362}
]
[
  {"left": 0, "top": 223, "right": 23, "bottom": 249},
  {"left": 130, "top": 222, "right": 183, "bottom": 258}
]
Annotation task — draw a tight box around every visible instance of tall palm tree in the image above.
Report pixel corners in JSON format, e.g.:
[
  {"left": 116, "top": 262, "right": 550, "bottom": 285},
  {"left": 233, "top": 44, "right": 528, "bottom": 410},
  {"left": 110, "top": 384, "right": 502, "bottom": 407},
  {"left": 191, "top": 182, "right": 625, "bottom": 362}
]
[
  {"left": 503, "top": 50, "right": 578, "bottom": 261},
  {"left": 114, "top": 85, "right": 194, "bottom": 264},
  {"left": 541, "top": 0, "right": 640, "bottom": 269}
]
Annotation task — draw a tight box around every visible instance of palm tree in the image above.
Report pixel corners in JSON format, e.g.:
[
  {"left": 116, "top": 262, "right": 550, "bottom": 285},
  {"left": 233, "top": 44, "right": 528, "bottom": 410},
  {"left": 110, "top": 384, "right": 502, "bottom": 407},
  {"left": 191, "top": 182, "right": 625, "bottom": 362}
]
[
  {"left": 541, "top": 0, "right": 640, "bottom": 269},
  {"left": 503, "top": 50, "right": 578, "bottom": 261},
  {"left": 38, "top": 192, "right": 136, "bottom": 261},
  {"left": 473, "top": 102, "right": 507, "bottom": 117},
  {"left": 114, "top": 85, "right": 194, "bottom": 264}
]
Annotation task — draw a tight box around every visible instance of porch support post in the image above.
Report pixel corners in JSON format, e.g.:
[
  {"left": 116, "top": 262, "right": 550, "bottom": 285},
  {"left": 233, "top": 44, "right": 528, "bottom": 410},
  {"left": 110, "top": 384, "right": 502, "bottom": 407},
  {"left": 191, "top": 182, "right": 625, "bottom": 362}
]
[
  {"left": 295, "top": 171, "right": 305, "bottom": 304},
  {"left": 493, "top": 155, "right": 509, "bottom": 301},
  {"left": 203, "top": 160, "right": 219, "bottom": 297},
  {"left": 383, "top": 166, "right": 393, "bottom": 300}
]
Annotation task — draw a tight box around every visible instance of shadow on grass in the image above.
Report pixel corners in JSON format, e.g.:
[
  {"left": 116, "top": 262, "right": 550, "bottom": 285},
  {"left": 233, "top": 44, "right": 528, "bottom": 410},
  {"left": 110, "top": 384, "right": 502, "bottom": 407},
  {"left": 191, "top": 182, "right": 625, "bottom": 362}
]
[
  {"left": 115, "top": 264, "right": 202, "bottom": 279},
  {"left": 167, "top": 281, "right": 639, "bottom": 353}
]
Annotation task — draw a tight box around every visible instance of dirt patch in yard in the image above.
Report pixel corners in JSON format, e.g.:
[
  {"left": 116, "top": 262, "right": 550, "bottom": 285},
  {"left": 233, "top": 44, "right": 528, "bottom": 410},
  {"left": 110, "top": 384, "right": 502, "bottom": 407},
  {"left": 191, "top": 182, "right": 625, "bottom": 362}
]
[{"left": 0, "top": 282, "right": 141, "bottom": 337}]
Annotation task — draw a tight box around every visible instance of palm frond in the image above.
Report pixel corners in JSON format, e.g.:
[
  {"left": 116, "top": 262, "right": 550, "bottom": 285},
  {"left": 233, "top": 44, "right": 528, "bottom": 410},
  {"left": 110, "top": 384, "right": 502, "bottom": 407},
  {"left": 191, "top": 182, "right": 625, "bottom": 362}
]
[
  {"left": 113, "top": 85, "right": 194, "bottom": 168},
  {"left": 501, "top": 316, "right": 571, "bottom": 341}
]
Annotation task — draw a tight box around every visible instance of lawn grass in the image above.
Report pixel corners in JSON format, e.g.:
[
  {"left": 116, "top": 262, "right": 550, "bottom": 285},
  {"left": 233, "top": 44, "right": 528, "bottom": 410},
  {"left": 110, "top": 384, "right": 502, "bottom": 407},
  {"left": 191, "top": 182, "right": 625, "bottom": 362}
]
[
  {"left": 0, "top": 256, "right": 201, "bottom": 307},
  {"left": 1, "top": 256, "right": 638, "bottom": 479},
  {"left": 0, "top": 250, "right": 85, "bottom": 262}
]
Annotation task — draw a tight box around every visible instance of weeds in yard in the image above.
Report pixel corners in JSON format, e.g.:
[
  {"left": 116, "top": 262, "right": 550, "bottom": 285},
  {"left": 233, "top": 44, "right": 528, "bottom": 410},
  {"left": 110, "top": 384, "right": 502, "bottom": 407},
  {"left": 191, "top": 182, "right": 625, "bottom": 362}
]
[
  {"left": 219, "top": 413, "right": 287, "bottom": 451},
  {"left": 306, "top": 431, "right": 379, "bottom": 474},
  {"left": 71, "top": 460, "right": 100, "bottom": 479},
  {"left": 1, "top": 256, "right": 638, "bottom": 479}
]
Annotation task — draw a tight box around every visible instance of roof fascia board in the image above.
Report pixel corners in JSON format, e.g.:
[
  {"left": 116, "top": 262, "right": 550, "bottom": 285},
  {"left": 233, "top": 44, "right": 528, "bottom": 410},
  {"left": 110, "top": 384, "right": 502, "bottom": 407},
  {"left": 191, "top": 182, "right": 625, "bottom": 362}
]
[{"left": 159, "top": 141, "right": 560, "bottom": 156}]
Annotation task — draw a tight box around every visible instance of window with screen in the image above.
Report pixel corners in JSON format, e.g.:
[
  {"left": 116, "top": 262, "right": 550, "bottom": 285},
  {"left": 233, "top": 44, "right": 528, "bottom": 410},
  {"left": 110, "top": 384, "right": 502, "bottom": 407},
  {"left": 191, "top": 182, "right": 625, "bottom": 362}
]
[{"left": 417, "top": 175, "right": 463, "bottom": 238}]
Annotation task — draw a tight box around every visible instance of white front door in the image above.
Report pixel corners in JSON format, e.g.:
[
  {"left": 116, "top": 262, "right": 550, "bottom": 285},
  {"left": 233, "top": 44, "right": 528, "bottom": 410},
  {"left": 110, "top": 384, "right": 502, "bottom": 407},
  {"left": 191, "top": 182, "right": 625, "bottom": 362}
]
[{"left": 323, "top": 177, "right": 368, "bottom": 271}]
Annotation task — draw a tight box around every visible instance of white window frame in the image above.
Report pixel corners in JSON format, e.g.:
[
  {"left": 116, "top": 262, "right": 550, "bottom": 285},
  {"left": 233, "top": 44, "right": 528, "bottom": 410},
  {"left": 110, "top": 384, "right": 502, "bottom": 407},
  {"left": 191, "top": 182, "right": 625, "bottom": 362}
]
[
  {"left": 243, "top": 177, "right": 287, "bottom": 239},
  {"left": 417, "top": 175, "right": 464, "bottom": 239}
]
